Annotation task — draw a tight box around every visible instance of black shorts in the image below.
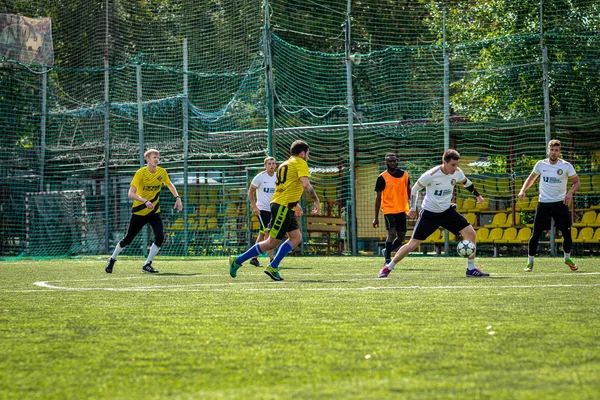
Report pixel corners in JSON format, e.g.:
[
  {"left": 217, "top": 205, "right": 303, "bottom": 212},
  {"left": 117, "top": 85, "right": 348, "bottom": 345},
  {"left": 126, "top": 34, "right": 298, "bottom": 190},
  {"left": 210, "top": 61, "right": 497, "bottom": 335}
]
[
  {"left": 384, "top": 213, "right": 407, "bottom": 232},
  {"left": 412, "top": 206, "right": 470, "bottom": 241},
  {"left": 534, "top": 201, "right": 571, "bottom": 231},
  {"left": 268, "top": 203, "right": 299, "bottom": 240},
  {"left": 258, "top": 210, "right": 272, "bottom": 232}
]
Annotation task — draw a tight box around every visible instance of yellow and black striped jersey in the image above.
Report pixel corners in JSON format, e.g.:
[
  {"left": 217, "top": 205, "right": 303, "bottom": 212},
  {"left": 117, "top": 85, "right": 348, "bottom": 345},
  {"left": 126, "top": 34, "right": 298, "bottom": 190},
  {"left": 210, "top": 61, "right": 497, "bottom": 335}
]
[
  {"left": 130, "top": 166, "right": 171, "bottom": 216},
  {"left": 271, "top": 155, "right": 309, "bottom": 209}
]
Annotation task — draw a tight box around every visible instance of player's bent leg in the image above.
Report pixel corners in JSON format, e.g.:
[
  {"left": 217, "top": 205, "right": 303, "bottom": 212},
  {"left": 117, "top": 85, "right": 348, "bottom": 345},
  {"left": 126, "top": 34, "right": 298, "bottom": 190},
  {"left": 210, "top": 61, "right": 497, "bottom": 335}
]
[{"left": 379, "top": 239, "right": 420, "bottom": 278}]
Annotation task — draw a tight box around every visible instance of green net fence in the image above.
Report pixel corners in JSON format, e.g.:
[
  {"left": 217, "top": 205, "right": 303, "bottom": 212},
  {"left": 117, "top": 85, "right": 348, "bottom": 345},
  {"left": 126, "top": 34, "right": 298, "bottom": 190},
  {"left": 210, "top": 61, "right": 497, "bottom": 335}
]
[{"left": 2, "top": 0, "right": 600, "bottom": 259}]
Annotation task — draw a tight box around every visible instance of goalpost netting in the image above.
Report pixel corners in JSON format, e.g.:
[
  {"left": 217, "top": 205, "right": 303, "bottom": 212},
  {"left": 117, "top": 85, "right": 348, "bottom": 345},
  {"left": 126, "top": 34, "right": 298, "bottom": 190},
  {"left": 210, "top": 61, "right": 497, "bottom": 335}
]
[{"left": 25, "top": 190, "right": 87, "bottom": 257}]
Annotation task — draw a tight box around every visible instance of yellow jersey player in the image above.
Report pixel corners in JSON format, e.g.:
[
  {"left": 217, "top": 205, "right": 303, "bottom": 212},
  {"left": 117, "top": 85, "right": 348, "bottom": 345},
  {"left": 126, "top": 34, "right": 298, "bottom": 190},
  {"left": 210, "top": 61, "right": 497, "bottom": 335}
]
[
  {"left": 229, "top": 140, "right": 320, "bottom": 281},
  {"left": 105, "top": 149, "right": 183, "bottom": 274}
]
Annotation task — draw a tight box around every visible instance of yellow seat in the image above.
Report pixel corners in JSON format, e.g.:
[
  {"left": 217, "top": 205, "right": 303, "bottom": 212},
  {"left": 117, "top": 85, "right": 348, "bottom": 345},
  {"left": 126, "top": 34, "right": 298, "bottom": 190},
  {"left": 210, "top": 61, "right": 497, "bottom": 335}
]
[
  {"left": 205, "top": 204, "right": 217, "bottom": 216},
  {"left": 206, "top": 217, "right": 218, "bottom": 231},
  {"left": 573, "top": 211, "right": 596, "bottom": 228},
  {"left": 480, "top": 177, "right": 495, "bottom": 196},
  {"left": 577, "top": 174, "right": 591, "bottom": 193},
  {"left": 188, "top": 218, "right": 198, "bottom": 231},
  {"left": 455, "top": 198, "right": 464, "bottom": 212},
  {"left": 423, "top": 229, "right": 442, "bottom": 244},
  {"left": 555, "top": 227, "right": 578, "bottom": 244},
  {"left": 432, "top": 230, "right": 456, "bottom": 244},
  {"left": 500, "top": 213, "right": 521, "bottom": 227},
  {"left": 515, "top": 227, "right": 531, "bottom": 243},
  {"left": 170, "top": 217, "right": 185, "bottom": 231},
  {"left": 323, "top": 186, "right": 338, "bottom": 201},
  {"left": 475, "top": 198, "right": 490, "bottom": 212},
  {"left": 462, "top": 198, "right": 477, "bottom": 212},
  {"left": 464, "top": 213, "right": 477, "bottom": 227},
  {"left": 586, "top": 228, "right": 600, "bottom": 244},
  {"left": 478, "top": 227, "right": 502, "bottom": 243},
  {"left": 486, "top": 213, "right": 507, "bottom": 228},
  {"left": 197, "top": 205, "right": 208, "bottom": 216},
  {"left": 475, "top": 227, "right": 489, "bottom": 243},
  {"left": 573, "top": 227, "right": 594, "bottom": 244},
  {"left": 591, "top": 175, "right": 600, "bottom": 193},
  {"left": 515, "top": 197, "right": 529, "bottom": 211},
  {"left": 524, "top": 197, "right": 538, "bottom": 212},
  {"left": 514, "top": 176, "right": 525, "bottom": 193},
  {"left": 496, "top": 177, "right": 510, "bottom": 197},
  {"left": 225, "top": 203, "right": 239, "bottom": 217},
  {"left": 494, "top": 227, "right": 518, "bottom": 244},
  {"left": 587, "top": 212, "right": 600, "bottom": 228}
]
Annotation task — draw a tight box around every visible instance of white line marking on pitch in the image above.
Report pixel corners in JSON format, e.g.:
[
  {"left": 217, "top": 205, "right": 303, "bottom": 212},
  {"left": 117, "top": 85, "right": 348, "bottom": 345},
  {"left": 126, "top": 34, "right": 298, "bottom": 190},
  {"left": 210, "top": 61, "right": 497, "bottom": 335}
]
[{"left": 20, "top": 274, "right": 600, "bottom": 293}]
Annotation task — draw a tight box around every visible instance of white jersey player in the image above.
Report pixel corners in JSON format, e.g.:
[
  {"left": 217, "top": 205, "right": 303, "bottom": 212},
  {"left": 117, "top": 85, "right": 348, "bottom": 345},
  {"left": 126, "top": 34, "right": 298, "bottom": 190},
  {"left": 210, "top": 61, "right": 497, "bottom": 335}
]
[
  {"left": 247, "top": 157, "right": 277, "bottom": 266},
  {"left": 378, "top": 149, "right": 489, "bottom": 278},
  {"left": 518, "top": 139, "right": 580, "bottom": 272}
]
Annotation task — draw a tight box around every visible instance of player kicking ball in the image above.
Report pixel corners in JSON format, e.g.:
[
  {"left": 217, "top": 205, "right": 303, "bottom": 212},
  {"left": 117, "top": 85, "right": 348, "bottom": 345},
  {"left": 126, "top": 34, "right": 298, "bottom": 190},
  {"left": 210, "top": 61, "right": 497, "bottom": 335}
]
[{"left": 379, "top": 149, "right": 489, "bottom": 278}]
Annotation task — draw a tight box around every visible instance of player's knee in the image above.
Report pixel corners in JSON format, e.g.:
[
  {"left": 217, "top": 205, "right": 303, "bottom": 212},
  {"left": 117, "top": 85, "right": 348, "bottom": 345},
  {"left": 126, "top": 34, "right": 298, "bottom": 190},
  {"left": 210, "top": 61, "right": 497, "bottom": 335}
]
[
  {"left": 154, "top": 235, "right": 165, "bottom": 247},
  {"left": 407, "top": 239, "right": 420, "bottom": 251},
  {"left": 119, "top": 238, "right": 131, "bottom": 247}
]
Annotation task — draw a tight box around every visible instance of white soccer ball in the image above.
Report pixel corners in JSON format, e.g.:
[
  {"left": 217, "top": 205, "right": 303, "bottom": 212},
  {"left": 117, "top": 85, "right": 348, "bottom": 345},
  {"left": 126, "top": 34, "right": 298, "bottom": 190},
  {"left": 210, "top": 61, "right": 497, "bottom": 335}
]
[{"left": 457, "top": 240, "right": 476, "bottom": 257}]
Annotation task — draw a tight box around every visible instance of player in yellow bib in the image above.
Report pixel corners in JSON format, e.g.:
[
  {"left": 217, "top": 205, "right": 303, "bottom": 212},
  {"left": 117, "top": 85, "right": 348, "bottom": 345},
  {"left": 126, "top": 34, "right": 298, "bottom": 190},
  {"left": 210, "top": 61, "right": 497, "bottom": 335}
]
[
  {"left": 105, "top": 149, "right": 182, "bottom": 274},
  {"left": 229, "top": 140, "right": 320, "bottom": 281}
]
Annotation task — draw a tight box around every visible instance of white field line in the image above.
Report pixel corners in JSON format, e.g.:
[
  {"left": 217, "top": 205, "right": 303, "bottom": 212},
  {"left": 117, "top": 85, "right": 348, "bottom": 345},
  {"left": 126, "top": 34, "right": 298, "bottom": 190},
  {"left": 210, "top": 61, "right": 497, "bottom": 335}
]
[{"left": 11, "top": 272, "right": 599, "bottom": 293}]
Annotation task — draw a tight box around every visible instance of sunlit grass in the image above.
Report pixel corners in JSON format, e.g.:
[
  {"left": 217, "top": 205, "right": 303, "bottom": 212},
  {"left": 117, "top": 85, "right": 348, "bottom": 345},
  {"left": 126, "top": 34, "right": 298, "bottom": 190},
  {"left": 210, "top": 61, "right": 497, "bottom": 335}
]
[{"left": 0, "top": 256, "right": 599, "bottom": 399}]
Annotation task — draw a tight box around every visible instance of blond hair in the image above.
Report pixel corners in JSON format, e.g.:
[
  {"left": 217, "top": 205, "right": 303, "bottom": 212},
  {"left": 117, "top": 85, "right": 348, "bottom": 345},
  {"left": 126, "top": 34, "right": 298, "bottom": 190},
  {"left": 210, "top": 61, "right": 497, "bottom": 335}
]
[
  {"left": 144, "top": 149, "right": 160, "bottom": 159},
  {"left": 264, "top": 156, "right": 276, "bottom": 165}
]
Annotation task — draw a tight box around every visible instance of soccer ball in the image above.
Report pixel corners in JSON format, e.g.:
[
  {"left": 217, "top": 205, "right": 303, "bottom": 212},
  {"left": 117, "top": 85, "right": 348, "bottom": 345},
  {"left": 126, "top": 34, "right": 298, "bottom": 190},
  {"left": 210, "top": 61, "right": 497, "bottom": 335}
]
[{"left": 456, "top": 240, "right": 476, "bottom": 257}]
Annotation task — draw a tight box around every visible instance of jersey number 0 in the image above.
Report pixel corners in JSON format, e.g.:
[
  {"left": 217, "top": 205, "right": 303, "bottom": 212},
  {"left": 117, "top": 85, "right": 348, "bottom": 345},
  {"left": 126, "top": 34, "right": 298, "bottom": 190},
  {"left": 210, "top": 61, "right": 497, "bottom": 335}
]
[{"left": 276, "top": 165, "right": 288, "bottom": 185}]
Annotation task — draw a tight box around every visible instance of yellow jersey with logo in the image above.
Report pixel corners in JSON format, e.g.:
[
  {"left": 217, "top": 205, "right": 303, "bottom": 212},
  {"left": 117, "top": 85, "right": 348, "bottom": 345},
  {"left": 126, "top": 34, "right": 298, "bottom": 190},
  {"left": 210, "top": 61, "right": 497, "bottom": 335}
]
[
  {"left": 130, "top": 166, "right": 171, "bottom": 216},
  {"left": 271, "top": 156, "right": 309, "bottom": 209}
]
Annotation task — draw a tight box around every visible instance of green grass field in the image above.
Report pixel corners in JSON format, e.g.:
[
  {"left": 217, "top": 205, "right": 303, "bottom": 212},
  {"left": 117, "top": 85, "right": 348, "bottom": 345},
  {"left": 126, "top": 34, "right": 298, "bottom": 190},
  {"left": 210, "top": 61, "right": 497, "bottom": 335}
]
[{"left": 1, "top": 255, "right": 599, "bottom": 399}]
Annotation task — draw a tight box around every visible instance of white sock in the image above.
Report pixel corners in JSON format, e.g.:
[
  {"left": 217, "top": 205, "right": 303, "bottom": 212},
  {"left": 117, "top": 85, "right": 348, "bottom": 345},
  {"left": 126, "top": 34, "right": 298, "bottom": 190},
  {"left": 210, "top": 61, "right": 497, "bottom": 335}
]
[
  {"left": 387, "top": 261, "right": 395, "bottom": 269},
  {"left": 145, "top": 244, "right": 160, "bottom": 264},
  {"left": 564, "top": 252, "right": 570, "bottom": 260},
  {"left": 528, "top": 255, "right": 534, "bottom": 264},
  {"left": 110, "top": 243, "right": 123, "bottom": 260},
  {"left": 467, "top": 258, "right": 475, "bottom": 270}
]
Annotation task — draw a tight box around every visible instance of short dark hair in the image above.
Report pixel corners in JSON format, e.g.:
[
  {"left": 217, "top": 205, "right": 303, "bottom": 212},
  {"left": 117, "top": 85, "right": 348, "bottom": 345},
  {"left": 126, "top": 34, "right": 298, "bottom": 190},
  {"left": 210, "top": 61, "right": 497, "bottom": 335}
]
[
  {"left": 443, "top": 149, "right": 460, "bottom": 163},
  {"left": 290, "top": 140, "right": 309, "bottom": 156},
  {"left": 385, "top": 153, "right": 398, "bottom": 160}
]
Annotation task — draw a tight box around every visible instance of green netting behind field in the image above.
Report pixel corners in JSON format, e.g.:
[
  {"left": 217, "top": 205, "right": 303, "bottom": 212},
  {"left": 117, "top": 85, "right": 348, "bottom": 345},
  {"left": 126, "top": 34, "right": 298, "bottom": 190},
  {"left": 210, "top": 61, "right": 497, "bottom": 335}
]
[{"left": 2, "top": 0, "right": 600, "bottom": 259}]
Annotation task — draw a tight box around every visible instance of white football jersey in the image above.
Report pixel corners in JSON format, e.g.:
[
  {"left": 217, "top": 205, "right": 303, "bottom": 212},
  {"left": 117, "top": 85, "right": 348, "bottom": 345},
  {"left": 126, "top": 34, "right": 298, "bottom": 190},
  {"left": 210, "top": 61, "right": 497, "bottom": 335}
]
[
  {"left": 250, "top": 171, "right": 276, "bottom": 211},
  {"left": 532, "top": 158, "right": 577, "bottom": 203},
  {"left": 417, "top": 165, "right": 466, "bottom": 213}
]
